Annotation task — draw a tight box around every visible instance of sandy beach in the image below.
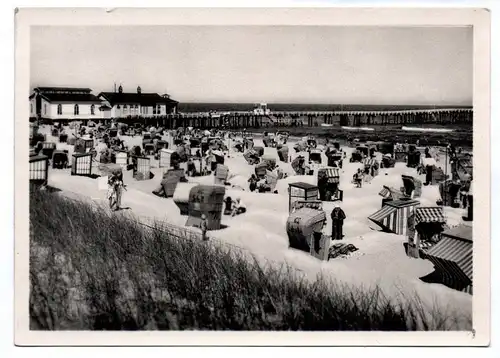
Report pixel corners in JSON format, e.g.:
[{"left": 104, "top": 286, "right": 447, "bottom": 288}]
[{"left": 37, "top": 125, "right": 472, "bottom": 325}]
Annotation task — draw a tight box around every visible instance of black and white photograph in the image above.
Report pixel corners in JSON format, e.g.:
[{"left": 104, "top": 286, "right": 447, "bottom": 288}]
[{"left": 15, "top": 7, "right": 490, "bottom": 346}]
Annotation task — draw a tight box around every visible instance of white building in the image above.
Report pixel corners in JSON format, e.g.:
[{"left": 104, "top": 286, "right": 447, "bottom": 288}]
[
  {"left": 98, "top": 85, "right": 178, "bottom": 120},
  {"left": 29, "top": 87, "right": 104, "bottom": 122}
]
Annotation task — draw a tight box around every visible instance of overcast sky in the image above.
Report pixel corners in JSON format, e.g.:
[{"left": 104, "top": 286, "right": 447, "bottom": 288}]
[{"left": 30, "top": 26, "right": 472, "bottom": 105}]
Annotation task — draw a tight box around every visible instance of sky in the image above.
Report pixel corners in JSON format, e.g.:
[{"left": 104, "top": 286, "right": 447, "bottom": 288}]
[{"left": 30, "top": 25, "right": 472, "bottom": 105}]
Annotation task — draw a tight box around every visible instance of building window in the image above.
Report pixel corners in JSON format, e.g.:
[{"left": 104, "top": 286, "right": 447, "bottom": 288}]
[
  {"left": 57, "top": 104, "right": 62, "bottom": 115},
  {"left": 30, "top": 103, "right": 33, "bottom": 114},
  {"left": 74, "top": 104, "right": 79, "bottom": 115},
  {"left": 44, "top": 104, "right": 47, "bottom": 115},
  {"left": 117, "top": 105, "right": 121, "bottom": 109},
  {"left": 91, "top": 104, "right": 95, "bottom": 115},
  {"left": 124, "top": 105, "right": 128, "bottom": 111}
]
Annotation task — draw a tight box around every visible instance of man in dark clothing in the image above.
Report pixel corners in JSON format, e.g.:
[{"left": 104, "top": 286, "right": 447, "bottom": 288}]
[{"left": 331, "top": 204, "right": 346, "bottom": 241}]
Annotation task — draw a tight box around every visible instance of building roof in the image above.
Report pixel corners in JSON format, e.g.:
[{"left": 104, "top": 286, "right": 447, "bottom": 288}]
[
  {"left": 37, "top": 93, "right": 102, "bottom": 104},
  {"left": 34, "top": 87, "right": 93, "bottom": 93},
  {"left": 99, "top": 92, "right": 179, "bottom": 107},
  {"left": 30, "top": 86, "right": 101, "bottom": 103}
]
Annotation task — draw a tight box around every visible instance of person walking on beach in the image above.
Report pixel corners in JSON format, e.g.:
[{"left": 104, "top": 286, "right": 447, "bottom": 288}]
[{"left": 107, "top": 170, "right": 126, "bottom": 211}]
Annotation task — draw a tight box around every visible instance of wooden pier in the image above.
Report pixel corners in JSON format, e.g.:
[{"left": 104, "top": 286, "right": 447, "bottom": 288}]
[
  {"left": 124, "top": 108, "right": 473, "bottom": 129},
  {"left": 41, "top": 108, "right": 473, "bottom": 129}
]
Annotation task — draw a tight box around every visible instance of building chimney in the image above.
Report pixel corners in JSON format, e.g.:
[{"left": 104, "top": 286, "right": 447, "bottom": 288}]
[
  {"left": 137, "top": 86, "right": 142, "bottom": 94},
  {"left": 118, "top": 84, "right": 123, "bottom": 93}
]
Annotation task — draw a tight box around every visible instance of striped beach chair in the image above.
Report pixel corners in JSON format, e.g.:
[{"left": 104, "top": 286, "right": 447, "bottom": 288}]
[{"left": 368, "top": 199, "right": 420, "bottom": 236}]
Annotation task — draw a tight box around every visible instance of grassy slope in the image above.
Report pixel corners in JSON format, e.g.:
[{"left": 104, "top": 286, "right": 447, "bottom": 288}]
[{"left": 29, "top": 188, "right": 470, "bottom": 331}]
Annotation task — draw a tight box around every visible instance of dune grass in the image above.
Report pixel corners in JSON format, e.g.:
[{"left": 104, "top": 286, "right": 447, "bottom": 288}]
[{"left": 29, "top": 188, "right": 470, "bottom": 331}]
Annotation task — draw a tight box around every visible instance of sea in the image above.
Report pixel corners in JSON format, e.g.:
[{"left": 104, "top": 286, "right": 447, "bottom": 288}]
[{"left": 177, "top": 103, "right": 472, "bottom": 113}]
